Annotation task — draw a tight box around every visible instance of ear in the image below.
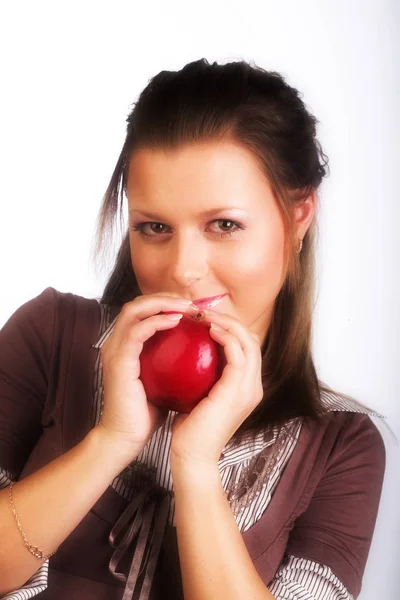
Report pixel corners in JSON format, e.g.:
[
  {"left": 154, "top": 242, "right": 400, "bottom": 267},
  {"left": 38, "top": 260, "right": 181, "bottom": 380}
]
[{"left": 293, "top": 191, "right": 318, "bottom": 240}]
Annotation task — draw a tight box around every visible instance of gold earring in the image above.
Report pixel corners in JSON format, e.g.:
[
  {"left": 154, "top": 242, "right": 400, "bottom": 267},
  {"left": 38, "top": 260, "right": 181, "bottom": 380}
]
[{"left": 297, "top": 239, "right": 303, "bottom": 254}]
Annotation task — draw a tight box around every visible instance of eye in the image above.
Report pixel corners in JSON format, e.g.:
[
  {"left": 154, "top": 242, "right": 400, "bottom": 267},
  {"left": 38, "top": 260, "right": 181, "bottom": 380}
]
[
  {"left": 131, "top": 222, "right": 168, "bottom": 238},
  {"left": 131, "top": 219, "right": 246, "bottom": 239},
  {"left": 209, "top": 219, "right": 244, "bottom": 237}
]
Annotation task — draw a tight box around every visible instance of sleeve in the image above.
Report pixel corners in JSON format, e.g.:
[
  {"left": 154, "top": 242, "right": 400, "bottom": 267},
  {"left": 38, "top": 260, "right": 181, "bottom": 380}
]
[
  {"left": 268, "top": 554, "right": 354, "bottom": 599},
  {"left": 0, "top": 287, "right": 57, "bottom": 598},
  {"left": 276, "top": 413, "right": 386, "bottom": 599},
  {"left": 0, "top": 287, "right": 56, "bottom": 475}
]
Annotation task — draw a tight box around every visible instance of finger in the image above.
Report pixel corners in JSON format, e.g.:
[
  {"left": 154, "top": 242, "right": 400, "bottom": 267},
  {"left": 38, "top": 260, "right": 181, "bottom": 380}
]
[
  {"left": 208, "top": 326, "right": 245, "bottom": 399},
  {"left": 209, "top": 326, "right": 263, "bottom": 412},
  {"left": 102, "top": 312, "right": 185, "bottom": 365},
  {"left": 111, "top": 296, "right": 198, "bottom": 335},
  {"left": 210, "top": 325, "right": 246, "bottom": 369},
  {"left": 204, "top": 311, "right": 260, "bottom": 354},
  {"left": 209, "top": 322, "right": 262, "bottom": 385},
  {"left": 250, "top": 331, "right": 261, "bottom": 344}
]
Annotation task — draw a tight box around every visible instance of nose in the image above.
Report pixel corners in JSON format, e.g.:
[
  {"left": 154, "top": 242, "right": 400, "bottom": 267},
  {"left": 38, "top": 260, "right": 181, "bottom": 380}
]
[{"left": 168, "top": 230, "right": 209, "bottom": 287}]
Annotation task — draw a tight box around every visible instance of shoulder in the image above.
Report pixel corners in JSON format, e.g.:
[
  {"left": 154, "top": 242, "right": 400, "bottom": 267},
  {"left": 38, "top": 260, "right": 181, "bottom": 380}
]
[
  {"left": 1, "top": 287, "right": 103, "bottom": 348},
  {"left": 290, "top": 383, "right": 388, "bottom": 484},
  {"left": 318, "top": 380, "right": 386, "bottom": 419},
  {"left": 0, "top": 287, "right": 59, "bottom": 345},
  {"left": 3, "top": 286, "right": 58, "bottom": 323},
  {"left": 48, "top": 287, "right": 101, "bottom": 312},
  {"left": 313, "top": 385, "right": 387, "bottom": 476},
  {"left": 329, "top": 411, "right": 386, "bottom": 468},
  {"left": 3, "top": 287, "right": 101, "bottom": 320},
  {"left": 35, "top": 286, "right": 102, "bottom": 319},
  {"left": 318, "top": 380, "right": 387, "bottom": 449}
]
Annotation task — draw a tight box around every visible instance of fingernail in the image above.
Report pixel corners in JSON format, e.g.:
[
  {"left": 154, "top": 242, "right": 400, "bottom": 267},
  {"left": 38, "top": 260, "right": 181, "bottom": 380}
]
[
  {"left": 188, "top": 304, "right": 200, "bottom": 312},
  {"left": 210, "top": 323, "right": 223, "bottom": 332},
  {"left": 177, "top": 299, "right": 193, "bottom": 305},
  {"left": 166, "top": 313, "right": 184, "bottom": 320}
]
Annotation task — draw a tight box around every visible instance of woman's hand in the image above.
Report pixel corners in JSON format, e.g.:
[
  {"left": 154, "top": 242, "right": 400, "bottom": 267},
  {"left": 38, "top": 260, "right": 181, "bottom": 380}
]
[
  {"left": 170, "top": 309, "right": 264, "bottom": 469},
  {"left": 98, "top": 293, "right": 199, "bottom": 459}
]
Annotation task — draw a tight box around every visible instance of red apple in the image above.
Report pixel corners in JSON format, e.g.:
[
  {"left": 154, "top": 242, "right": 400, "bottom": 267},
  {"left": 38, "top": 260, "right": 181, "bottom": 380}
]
[{"left": 139, "top": 314, "right": 226, "bottom": 413}]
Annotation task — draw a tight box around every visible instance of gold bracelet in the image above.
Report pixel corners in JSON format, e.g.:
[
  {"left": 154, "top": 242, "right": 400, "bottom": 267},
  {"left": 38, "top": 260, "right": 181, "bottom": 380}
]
[{"left": 8, "top": 482, "right": 58, "bottom": 561}]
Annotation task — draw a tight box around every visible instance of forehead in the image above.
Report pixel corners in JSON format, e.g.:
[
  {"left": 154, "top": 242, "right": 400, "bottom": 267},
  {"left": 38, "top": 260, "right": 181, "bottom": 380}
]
[{"left": 126, "top": 141, "right": 271, "bottom": 197}]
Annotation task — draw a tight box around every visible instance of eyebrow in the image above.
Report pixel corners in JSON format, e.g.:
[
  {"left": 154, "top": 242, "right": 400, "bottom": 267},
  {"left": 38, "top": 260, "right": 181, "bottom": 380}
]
[{"left": 129, "top": 207, "right": 247, "bottom": 219}]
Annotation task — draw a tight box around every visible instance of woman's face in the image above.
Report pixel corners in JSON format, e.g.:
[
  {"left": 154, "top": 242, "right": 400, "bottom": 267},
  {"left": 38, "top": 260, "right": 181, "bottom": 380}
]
[{"left": 127, "top": 140, "right": 314, "bottom": 346}]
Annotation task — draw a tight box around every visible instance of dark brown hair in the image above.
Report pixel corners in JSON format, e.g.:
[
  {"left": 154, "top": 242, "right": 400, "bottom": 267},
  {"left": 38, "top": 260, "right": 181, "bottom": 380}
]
[{"left": 91, "top": 58, "right": 374, "bottom": 447}]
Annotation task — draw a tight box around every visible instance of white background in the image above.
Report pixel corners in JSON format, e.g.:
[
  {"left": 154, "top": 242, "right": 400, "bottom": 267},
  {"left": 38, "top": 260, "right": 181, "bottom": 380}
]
[{"left": 0, "top": 1, "right": 398, "bottom": 597}]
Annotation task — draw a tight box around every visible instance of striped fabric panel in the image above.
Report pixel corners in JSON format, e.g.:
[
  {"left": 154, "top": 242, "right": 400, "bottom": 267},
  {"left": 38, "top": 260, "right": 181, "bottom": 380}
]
[
  {"left": 91, "top": 297, "right": 111, "bottom": 427},
  {"left": 236, "top": 420, "right": 302, "bottom": 532},
  {"left": 0, "top": 466, "right": 14, "bottom": 488},
  {"left": 268, "top": 555, "right": 354, "bottom": 599},
  {"left": 319, "top": 384, "right": 385, "bottom": 419},
  {"left": 0, "top": 469, "right": 49, "bottom": 599}
]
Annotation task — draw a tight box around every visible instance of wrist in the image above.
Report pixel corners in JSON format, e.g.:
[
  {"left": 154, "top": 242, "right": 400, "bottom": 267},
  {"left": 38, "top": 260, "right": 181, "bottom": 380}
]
[
  {"left": 170, "top": 453, "right": 220, "bottom": 483},
  {"left": 88, "top": 424, "right": 144, "bottom": 470}
]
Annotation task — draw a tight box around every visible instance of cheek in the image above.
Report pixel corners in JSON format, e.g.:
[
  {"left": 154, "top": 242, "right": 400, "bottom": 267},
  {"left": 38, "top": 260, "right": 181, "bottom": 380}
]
[
  {"left": 225, "top": 226, "right": 285, "bottom": 291},
  {"left": 129, "top": 240, "right": 161, "bottom": 291},
  {"left": 226, "top": 226, "right": 285, "bottom": 332}
]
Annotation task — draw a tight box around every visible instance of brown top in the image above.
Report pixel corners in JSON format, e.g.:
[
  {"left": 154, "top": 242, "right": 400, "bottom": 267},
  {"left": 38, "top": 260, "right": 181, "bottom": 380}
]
[{"left": 0, "top": 287, "right": 387, "bottom": 599}]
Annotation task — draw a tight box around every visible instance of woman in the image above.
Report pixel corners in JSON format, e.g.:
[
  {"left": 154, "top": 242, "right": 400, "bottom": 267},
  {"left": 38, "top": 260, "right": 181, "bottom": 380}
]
[{"left": 0, "top": 58, "right": 388, "bottom": 599}]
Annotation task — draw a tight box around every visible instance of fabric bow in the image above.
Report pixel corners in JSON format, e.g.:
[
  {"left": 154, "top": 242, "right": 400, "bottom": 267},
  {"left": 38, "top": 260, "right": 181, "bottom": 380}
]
[{"left": 108, "top": 482, "right": 172, "bottom": 600}]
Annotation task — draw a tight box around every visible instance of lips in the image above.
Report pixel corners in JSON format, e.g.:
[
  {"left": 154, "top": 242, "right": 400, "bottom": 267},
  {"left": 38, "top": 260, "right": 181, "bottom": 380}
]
[{"left": 192, "top": 294, "right": 227, "bottom": 310}]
